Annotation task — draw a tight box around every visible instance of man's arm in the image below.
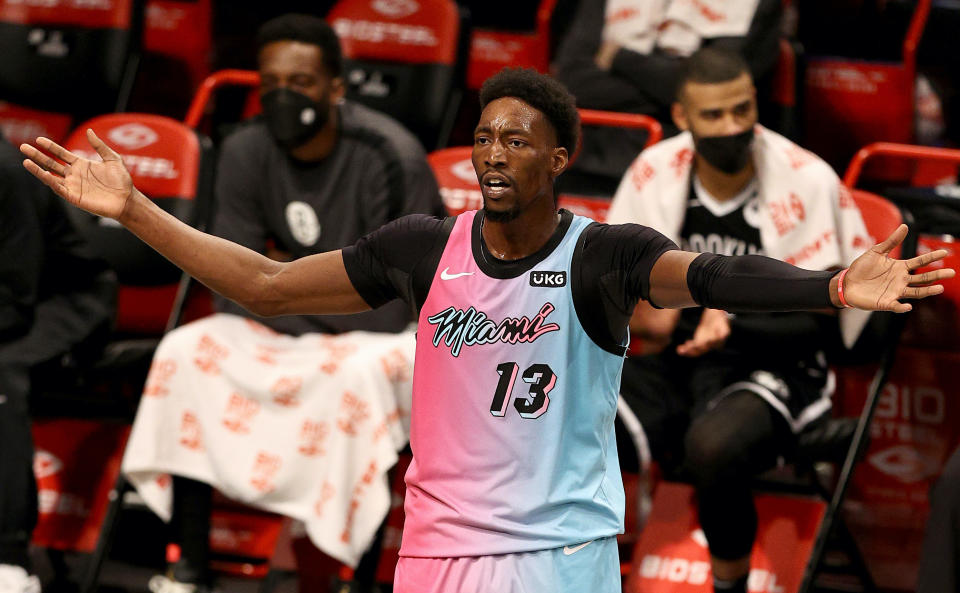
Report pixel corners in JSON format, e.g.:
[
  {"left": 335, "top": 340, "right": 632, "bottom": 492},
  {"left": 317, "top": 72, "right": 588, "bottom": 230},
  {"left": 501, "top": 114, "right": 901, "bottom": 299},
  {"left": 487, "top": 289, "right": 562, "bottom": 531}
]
[
  {"left": 21, "top": 132, "right": 371, "bottom": 318},
  {"left": 647, "top": 227, "right": 953, "bottom": 313}
]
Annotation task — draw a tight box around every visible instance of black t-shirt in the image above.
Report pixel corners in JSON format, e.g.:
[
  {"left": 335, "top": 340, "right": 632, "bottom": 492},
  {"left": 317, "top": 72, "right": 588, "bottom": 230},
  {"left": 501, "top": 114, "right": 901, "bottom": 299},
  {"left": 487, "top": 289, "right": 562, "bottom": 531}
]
[
  {"left": 675, "top": 179, "right": 837, "bottom": 364},
  {"left": 342, "top": 209, "right": 679, "bottom": 351},
  {"left": 210, "top": 101, "right": 444, "bottom": 335},
  {"left": 677, "top": 179, "right": 763, "bottom": 337}
]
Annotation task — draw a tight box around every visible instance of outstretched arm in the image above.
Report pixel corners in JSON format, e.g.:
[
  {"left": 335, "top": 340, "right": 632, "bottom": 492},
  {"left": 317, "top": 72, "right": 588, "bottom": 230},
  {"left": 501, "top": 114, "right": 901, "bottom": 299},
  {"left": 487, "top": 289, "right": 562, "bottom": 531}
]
[
  {"left": 20, "top": 131, "right": 371, "bottom": 317},
  {"left": 648, "top": 225, "right": 953, "bottom": 313}
]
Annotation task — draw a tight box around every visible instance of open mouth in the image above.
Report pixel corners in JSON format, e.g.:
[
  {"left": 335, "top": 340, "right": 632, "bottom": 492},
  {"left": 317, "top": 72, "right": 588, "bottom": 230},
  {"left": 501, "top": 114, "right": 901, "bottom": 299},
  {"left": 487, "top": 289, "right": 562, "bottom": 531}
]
[{"left": 481, "top": 173, "right": 512, "bottom": 198}]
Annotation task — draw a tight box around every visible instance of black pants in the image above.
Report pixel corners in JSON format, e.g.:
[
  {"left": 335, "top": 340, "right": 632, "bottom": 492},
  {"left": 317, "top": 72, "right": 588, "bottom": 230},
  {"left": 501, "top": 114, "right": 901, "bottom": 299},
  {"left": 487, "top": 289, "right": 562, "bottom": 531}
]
[
  {"left": 0, "top": 363, "right": 37, "bottom": 569},
  {"left": 0, "top": 273, "right": 114, "bottom": 569},
  {"left": 917, "top": 446, "right": 960, "bottom": 593},
  {"left": 620, "top": 353, "right": 796, "bottom": 561}
]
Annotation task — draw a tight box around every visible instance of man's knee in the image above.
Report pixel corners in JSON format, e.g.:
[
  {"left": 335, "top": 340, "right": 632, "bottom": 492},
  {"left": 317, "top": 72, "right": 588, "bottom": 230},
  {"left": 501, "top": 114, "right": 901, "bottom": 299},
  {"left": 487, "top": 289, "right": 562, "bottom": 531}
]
[{"left": 683, "top": 418, "right": 745, "bottom": 487}]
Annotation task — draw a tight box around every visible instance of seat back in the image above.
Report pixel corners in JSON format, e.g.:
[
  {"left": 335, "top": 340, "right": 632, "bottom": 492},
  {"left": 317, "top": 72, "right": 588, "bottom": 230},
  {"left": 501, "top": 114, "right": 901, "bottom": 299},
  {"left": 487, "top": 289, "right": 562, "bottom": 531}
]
[
  {"left": 62, "top": 113, "right": 214, "bottom": 334},
  {"left": 802, "top": 0, "right": 931, "bottom": 176},
  {"left": 32, "top": 420, "right": 131, "bottom": 553},
  {"left": 465, "top": 0, "right": 556, "bottom": 90},
  {"left": 849, "top": 188, "right": 903, "bottom": 258},
  {"left": 143, "top": 0, "right": 212, "bottom": 91},
  {"left": 0, "top": 0, "right": 142, "bottom": 122},
  {"left": 328, "top": 0, "right": 468, "bottom": 150}
]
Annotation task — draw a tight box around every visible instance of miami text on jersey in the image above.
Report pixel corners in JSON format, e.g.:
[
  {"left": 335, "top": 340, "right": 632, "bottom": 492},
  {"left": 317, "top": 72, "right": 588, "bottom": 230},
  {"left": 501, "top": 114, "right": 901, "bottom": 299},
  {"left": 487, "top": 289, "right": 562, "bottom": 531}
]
[{"left": 426, "top": 302, "right": 561, "bottom": 357}]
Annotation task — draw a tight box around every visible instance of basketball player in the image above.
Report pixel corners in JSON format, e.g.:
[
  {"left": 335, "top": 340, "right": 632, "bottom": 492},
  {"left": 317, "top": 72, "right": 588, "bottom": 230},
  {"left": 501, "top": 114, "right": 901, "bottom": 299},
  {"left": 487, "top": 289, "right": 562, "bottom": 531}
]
[{"left": 20, "top": 69, "right": 951, "bottom": 593}]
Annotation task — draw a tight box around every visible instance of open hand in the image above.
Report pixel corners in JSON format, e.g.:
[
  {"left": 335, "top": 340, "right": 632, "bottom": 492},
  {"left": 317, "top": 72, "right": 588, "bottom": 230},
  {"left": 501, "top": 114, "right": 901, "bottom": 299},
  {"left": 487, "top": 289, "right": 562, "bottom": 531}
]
[
  {"left": 676, "top": 307, "right": 730, "bottom": 357},
  {"left": 843, "top": 224, "right": 955, "bottom": 313},
  {"left": 20, "top": 130, "right": 134, "bottom": 221}
]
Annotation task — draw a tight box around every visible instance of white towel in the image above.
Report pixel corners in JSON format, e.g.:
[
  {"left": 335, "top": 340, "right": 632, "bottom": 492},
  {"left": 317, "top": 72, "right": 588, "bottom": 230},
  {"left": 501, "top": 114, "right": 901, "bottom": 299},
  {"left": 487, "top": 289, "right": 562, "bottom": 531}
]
[
  {"left": 607, "top": 125, "right": 873, "bottom": 347},
  {"left": 121, "top": 313, "right": 415, "bottom": 567},
  {"left": 603, "top": 0, "right": 760, "bottom": 56}
]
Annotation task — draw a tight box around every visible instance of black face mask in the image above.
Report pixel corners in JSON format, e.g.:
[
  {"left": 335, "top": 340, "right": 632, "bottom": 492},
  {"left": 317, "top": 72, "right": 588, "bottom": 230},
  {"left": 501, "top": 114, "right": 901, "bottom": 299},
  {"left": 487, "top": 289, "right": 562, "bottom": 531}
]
[
  {"left": 693, "top": 127, "right": 755, "bottom": 174},
  {"left": 260, "top": 88, "right": 330, "bottom": 151}
]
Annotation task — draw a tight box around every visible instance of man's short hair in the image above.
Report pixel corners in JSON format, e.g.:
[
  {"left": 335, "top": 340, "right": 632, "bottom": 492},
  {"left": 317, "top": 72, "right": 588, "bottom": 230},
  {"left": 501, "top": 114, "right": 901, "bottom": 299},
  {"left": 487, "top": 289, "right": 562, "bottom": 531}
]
[
  {"left": 676, "top": 47, "right": 751, "bottom": 99},
  {"left": 256, "top": 14, "right": 342, "bottom": 78},
  {"left": 479, "top": 68, "right": 581, "bottom": 155}
]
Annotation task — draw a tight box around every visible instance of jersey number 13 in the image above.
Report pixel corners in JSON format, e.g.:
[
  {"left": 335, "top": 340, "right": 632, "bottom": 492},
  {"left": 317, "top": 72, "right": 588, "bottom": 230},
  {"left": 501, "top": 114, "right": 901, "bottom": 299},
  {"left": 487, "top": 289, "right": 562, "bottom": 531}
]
[{"left": 490, "top": 362, "right": 556, "bottom": 419}]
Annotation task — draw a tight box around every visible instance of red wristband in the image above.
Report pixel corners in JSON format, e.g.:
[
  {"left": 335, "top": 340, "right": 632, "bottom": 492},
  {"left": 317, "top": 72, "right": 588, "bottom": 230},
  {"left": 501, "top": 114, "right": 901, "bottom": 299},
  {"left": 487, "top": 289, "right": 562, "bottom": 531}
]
[{"left": 837, "top": 268, "right": 852, "bottom": 308}]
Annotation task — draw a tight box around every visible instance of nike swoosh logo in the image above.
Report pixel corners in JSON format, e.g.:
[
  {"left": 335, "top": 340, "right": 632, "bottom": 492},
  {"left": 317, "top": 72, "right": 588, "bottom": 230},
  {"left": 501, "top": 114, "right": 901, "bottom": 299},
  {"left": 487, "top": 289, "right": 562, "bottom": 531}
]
[
  {"left": 562, "top": 540, "right": 593, "bottom": 555},
  {"left": 440, "top": 267, "right": 474, "bottom": 280}
]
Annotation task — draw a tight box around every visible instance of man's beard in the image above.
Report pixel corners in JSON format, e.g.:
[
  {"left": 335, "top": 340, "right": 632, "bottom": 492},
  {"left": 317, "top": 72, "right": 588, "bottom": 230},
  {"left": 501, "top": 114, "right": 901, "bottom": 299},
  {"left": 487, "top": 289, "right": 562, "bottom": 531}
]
[{"left": 482, "top": 201, "right": 523, "bottom": 223}]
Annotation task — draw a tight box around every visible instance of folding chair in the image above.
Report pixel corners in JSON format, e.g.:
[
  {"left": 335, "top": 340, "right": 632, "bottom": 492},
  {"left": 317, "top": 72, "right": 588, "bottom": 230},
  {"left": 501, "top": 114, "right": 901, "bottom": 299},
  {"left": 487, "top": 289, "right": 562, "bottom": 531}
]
[
  {"left": 327, "top": 0, "right": 469, "bottom": 150},
  {"left": 0, "top": 0, "right": 144, "bottom": 146},
  {"left": 428, "top": 109, "right": 663, "bottom": 216}
]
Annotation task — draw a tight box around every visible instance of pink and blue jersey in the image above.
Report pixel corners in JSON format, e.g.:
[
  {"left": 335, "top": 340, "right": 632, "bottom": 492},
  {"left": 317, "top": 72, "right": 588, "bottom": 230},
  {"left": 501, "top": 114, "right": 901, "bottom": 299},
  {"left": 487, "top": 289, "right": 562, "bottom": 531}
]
[
  {"left": 401, "top": 211, "right": 625, "bottom": 557},
  {"left": 341, "top": 208, "right": 677, "bottom": 558}
]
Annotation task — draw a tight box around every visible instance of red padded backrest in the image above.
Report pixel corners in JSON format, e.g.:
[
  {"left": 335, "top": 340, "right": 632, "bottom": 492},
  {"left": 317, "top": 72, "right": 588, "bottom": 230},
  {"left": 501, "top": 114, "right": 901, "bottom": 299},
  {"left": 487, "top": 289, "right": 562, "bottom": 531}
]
[
  {"left": 63, "top": 113, "right": 201, "bottom": 200},
  {"left": 849, "top": 188, "right": 903, "bottom": 259},
  {"left": 0, "top": 101, "right": 72, "bottom": 145},
  {"left": 144, "top": 0, "right": 212, "bottom": 89},
  {"left": 328, "top": 0, "right": 459, "bottom": 65},
  {"left": 0, "top": 0, "right": 131, "bottom": 28},
  {"left": 427, "top": 146, "right": 480, "bottom": 215}
]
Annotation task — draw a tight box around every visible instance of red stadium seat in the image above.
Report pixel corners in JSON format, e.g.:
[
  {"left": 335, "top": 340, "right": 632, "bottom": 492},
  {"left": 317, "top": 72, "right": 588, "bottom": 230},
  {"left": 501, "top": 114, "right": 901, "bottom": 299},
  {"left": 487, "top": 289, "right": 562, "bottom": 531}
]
[
  {"left": 465, "top": 0, "right": 556, "bottom": 91},
  {"left": 833, "top": 144, "right": 960, "bottom": 589},
  {"left": 144, "top": 0, "right": 212, "bottom": 92},
  {"left": 429, "top": 109, "right": 663, "bottom": 216},
  {"left": 0, "top": 0, "right": 142, "bottom": 145},
  {"left": 62, "top": 113, "right": 215, "bottom": 334},
  {"left": 802, "top": 0, "right": 931, "bottom": 178},
  {"left": 328, "top": 0, "right": 469, "bottom": 150},
  {"left": 29, "top": 113, "right": 215, "bottom": 592}
]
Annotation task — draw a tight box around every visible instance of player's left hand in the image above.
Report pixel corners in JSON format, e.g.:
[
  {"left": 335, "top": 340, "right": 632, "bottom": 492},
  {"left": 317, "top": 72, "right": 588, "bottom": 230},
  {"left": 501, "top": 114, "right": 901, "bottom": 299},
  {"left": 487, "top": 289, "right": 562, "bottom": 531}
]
[
  {"left": 842, "top": 224, "right": 955, "bottom": 313},
  {"left": 676, "top": 307, "right": 730, "bottom": 357}
]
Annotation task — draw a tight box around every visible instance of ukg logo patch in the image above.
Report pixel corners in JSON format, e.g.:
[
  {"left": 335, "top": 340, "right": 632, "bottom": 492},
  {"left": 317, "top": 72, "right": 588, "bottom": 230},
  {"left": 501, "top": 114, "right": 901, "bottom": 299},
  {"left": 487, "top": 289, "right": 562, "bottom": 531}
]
[
  {"left": 530, "top": 270, "right": 566, "bottom": 287},
  {"left": 427, "top": 303, "right": 560, "bottom": 357}
]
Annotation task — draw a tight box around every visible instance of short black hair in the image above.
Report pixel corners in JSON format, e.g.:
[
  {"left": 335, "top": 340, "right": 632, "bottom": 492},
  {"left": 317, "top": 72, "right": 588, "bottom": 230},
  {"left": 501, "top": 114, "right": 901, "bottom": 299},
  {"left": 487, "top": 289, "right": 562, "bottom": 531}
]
[
  {"left": 256, "top": 14, "right": 342, "bottom": 78},
  {"left": 479, "top": 68, "right": 580, "bottom": 155},
  {"left": 676, "top": 47, "right": 751, "bottom": 99}
]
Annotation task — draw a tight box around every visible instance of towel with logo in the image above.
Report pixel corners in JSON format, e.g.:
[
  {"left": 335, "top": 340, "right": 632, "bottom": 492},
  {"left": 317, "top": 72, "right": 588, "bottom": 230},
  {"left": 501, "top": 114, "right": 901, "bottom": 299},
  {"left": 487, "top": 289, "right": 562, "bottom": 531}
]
[
  {"left": 603, "top": 0, "right": 761, "bottom": 56},
  {"left": 607, "top": 125, "right": 873, "bottom": 347},
  {"left": 121, "top": 313, "right": 415, "bottom": 567}
]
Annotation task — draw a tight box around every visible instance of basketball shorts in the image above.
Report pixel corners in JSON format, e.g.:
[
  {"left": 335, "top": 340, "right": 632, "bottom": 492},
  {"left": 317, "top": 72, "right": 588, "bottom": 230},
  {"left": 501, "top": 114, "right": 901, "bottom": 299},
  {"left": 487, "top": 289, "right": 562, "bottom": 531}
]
[{"left": 394, "top": 536, "right": 621, "bottom": 593}]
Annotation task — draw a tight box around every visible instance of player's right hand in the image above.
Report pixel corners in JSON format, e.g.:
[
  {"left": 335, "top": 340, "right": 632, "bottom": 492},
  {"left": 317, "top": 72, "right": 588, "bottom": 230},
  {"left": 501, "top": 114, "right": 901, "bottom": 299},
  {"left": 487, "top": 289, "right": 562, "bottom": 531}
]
[
  {"left": 20, "top": 129, "right": 135, "bottom": 221},
  {"left": 676, "top": 307, "right": 730, "bottom": 357}
]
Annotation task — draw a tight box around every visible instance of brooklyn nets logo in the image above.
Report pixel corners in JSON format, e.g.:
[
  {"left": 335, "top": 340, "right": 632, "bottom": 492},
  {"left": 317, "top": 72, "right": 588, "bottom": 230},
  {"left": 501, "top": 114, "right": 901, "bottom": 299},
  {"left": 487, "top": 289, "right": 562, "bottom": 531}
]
[{"left": 427, "top": 303, "right": 560, "bottom": 357}]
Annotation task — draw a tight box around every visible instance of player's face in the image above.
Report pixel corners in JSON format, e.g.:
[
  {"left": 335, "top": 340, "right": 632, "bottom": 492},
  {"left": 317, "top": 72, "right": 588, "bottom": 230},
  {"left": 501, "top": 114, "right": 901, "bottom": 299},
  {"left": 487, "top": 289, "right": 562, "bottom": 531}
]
[
  {"left": 472, "top": 97, "right": 568, "bottom": 222},
  {"left": 257, "top": 40, "right": 344, "bottom": 110},
  {"left": 673, "top": 72, "right": 757, "bottom": 139}
]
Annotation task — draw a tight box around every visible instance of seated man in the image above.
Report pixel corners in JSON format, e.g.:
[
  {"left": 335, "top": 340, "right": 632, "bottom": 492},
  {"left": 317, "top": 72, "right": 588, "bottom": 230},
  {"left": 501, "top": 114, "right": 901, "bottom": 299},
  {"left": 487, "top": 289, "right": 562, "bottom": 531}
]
[
  {"left": 123, "top": 14, "right": 443, "bottom": 593},
  {"left": 553, "top": 0, "right": 781, "bottom": 193},
  {"left": 607, "top": 48, "right": 873, "bottom": 593},
  {"left": 0, "top": 134, "right": 115, "bottom": 593}
]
